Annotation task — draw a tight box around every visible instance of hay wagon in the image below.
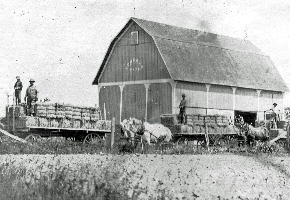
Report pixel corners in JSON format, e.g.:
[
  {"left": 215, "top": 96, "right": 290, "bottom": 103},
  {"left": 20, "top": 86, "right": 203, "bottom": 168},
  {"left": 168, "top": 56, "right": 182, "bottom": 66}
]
[
  {"left": 5, "top": 103, "right": 112, "bottom": 144},
  {"left": 262, "top": 111, "right": 290, "bottom": 146},
  {"left": 160, "top": 114, "right": 244, "bottom": 148}
]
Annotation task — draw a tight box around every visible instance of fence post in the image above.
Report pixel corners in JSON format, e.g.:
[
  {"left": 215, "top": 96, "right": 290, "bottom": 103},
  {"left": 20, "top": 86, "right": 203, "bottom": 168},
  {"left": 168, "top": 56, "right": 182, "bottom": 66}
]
[
  {"left": 111, "top": 117, "right": 115, "bottom": 150},
  {"left": 205, "top": 123, "right": 209, "bottom": 151},
  {"left": 12, "top": 92, "right": 15, "bottom": 133}
]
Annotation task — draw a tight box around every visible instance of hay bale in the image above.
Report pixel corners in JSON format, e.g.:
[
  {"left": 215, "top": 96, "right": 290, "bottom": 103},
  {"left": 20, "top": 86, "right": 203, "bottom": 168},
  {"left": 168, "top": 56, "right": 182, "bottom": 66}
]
[
  {"left": 160, "top": 114, "right": 178, "bottom": 126},
  {"left": 38, "top": 117, "right": 49, "bottom": 127}
]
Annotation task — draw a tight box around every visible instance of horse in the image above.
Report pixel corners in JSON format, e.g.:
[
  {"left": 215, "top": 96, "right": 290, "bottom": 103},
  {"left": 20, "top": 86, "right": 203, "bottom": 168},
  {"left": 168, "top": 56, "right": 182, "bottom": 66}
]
[
  {"left": 240, "top": 123, "right": 269, "bottom": 146},
  {"left": 127, "top": 118, "right": 172, "bottom": 145}
]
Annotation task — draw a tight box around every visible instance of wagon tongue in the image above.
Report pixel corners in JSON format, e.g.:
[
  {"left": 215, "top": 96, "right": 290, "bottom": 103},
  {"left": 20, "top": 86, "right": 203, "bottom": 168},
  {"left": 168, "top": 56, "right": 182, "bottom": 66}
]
[{"left": 0, "top": 127, "right": 27, "bottom": 143}]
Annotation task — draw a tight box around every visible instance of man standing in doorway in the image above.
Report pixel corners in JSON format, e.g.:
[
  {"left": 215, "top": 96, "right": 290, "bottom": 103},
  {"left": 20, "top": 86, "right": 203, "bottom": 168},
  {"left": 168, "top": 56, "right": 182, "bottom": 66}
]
[
  {"left": 179, "top": 94, "right": 187, "bottom": 124},
  {"left": 14, "top": 76, "right": 23, "bottom": 105},
  {"left": 24, "top": 79, "right": 38, "bottom": 116}
]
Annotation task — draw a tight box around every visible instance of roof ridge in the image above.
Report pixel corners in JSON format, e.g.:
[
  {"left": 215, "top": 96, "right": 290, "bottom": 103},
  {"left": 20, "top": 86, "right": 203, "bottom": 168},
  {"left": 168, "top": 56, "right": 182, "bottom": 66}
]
[
  {"left": 131, "top": 17, "right": 263, "bottom": 55},
  {"left": 153, "top": 36, "right": 266, "bottom": 56},
  {"left": 131, "top": 17, "right": 254, "bottom": 44}
]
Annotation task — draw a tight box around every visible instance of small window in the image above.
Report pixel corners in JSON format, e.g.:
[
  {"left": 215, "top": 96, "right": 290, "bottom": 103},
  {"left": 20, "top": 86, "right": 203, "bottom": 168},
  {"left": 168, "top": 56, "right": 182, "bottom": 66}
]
[{"left": 130, "top": 31, "right": 138, "bottom": 45}]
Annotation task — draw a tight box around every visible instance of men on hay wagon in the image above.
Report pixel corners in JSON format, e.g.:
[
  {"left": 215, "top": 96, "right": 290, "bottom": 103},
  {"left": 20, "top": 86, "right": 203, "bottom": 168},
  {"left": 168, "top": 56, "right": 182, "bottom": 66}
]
[
  {"left": 24, "top": 79, "right": 38, "bottom": 116},
  {"left": 14, "top": 76, "right": 23, "bottom": 105},
  {"left": 179, "top": 93, "right": 187, "bottom": 124}
]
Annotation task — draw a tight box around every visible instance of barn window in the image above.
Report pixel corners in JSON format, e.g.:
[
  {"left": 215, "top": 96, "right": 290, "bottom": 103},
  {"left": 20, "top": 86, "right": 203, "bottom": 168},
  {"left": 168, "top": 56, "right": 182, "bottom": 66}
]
[{"left": 130, "top": 31, "right": 139, "bottom": 45}]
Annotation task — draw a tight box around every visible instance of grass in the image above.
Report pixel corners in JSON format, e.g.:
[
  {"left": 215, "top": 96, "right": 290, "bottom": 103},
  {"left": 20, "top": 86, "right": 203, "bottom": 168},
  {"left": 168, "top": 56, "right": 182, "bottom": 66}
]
[{"left": 0, "top": 134, "right": 289, "bottom": 156}]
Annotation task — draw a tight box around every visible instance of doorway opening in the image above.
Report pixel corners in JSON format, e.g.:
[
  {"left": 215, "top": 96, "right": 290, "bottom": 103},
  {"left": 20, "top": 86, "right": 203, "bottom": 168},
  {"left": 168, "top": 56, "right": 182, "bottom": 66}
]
[{"left": 234, "top": 111, "right": 257, "bottom": 126}]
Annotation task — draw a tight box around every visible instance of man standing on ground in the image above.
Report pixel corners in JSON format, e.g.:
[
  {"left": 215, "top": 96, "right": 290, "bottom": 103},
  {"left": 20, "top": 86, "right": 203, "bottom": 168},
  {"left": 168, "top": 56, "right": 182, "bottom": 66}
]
[
  {"left": 14, "top": 76, "right": 23, "bottom": 105},
  {"left": 179, "top": 94, "right": 187, "bottom": 124},
  {"left": 24, "top": 79, "right": 38, "bottom": 116}
]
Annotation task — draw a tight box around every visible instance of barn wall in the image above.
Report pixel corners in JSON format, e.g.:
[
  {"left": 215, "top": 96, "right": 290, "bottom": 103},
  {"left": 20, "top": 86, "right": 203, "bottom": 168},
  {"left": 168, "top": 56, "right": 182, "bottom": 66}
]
[
  {"left": 147, "top": 83, "right": 172, "bottom": 123},
  {"left": 175, "top": 82, "right": 207, "bottom": 115},
  {"left": 99, "top": 22, "right": 170, "bottom": 83},
  {"left": 99, "top": 86, "right": 121, "bottom": 123},
  {"left": 208, "top": 85, "right": 233, "bottom": 110},
  {"left": 258, "top": 90, "right": 284, "bottom": 120},
  {"left": 235, "top": 88, "right": 257, "bottom": 111},
  {"left": 121, "top": 84, "right": 146, "bottom": 121}
]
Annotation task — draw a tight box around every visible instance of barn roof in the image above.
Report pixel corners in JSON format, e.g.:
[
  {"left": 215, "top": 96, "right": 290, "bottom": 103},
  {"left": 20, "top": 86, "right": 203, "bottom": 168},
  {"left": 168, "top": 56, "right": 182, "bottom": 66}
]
[{"left": 93, "top": 17, "right": 288, "bottom": 92}]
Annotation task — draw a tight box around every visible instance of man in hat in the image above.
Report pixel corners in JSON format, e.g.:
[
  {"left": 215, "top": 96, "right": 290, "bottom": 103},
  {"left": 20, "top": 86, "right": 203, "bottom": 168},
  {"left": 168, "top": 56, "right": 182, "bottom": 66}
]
[
  {"left": 270, "top": 103, "right": 279, "bottom": 129},
  {"left": 179, "top": 94, "right": 187, "bottom": 124},
  {"left": 24, "top": 79, "right": 38, "bottom": 116},
  {"left": 14, "top": 76, "right": 23, "bottom": 105}
]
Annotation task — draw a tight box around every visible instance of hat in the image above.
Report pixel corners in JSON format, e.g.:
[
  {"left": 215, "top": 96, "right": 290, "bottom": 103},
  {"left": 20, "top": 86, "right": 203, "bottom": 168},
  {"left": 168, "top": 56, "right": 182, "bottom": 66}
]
[
  {"left": 273, "top": 103, "right": 277, "bottom": 106},
  {"left": 29, "top": 78, "right": 35, "bottom": 82},
  {"left": 16, "top": 76, "right": 20, "bottom": 79},
  {"left": 182, "top": 93, "right": 186, "bottom": 97}
]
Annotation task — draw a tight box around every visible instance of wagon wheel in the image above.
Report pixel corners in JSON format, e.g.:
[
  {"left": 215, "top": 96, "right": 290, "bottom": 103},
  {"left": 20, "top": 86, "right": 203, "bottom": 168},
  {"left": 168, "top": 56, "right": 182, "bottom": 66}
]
[
  {"left": 25, "top": 134, "right": 42, "bottom": 143},
  {"left": 228, "top": 136, "right": 239, "bottom": 149},
  {"left": 197, "top": 139, "right": 206, "bottom": 149},
  {"left": 159, "top": 141, "right": 173, "bottom": 152},
  {"left": 176, "top": 137, "right": 189, "bottom": 146},
  {"left": 83, "top": 133, "right": 103, "bottom": 145},
  {"left": 216, "top": 137, "right": 228, "bottom": 151}
]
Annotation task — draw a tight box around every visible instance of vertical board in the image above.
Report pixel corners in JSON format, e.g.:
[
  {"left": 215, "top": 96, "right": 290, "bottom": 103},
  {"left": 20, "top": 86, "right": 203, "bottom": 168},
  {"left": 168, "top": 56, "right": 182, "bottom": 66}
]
[
  {"left": 122, "top": 84, "right": 146, "bottom": 120},
  {"left": 99, "top": 86, "right": 121, "bottom": 123},
  {"left": 99, "top": 22, "right": 170, "bottom": 83},
  {"left": 260, "top": 90, "right": 283, "bottom": 111},
  {"left": 208, "top": 85, "right": 233, "bottom": 110},
  {"left": 175, "top": 82, "right": 207, "bottom": 113},
  {"left": 147, "top": 83, "right": 172, "bottom": 123},
  {"left": 235, "top": 88, "right": 257, "bottom": 111}
]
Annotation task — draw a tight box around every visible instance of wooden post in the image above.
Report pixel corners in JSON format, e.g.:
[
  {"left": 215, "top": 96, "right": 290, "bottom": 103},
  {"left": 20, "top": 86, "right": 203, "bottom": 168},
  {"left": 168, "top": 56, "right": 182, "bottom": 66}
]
[
  {"left": 204, "top": 123, "right": 209, "bottom": 151},
  {"left": 205, "top": 84, "right": 211, "bottom": 115},
  {"left": 111, "top": 117, "right": 115, "bottom": 150},
  {"left": 12, "top": 91, "right": 15, "bottom": 133},
  {"left": 104, "top": 103, "right": 106, "bottom": 121}
]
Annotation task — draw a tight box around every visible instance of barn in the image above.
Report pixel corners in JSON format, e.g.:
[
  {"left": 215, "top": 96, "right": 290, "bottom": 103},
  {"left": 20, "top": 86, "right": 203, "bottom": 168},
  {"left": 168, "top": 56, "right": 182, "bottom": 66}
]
[{"left": 92, "top": 17, "right": 288, "bottom": 125}]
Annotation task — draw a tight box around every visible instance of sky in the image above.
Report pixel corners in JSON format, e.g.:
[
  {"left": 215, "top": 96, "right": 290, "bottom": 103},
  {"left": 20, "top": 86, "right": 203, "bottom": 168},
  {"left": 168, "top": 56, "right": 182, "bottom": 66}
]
[{"left": 1, "top": 0, "right": 290, "bottom": 117}]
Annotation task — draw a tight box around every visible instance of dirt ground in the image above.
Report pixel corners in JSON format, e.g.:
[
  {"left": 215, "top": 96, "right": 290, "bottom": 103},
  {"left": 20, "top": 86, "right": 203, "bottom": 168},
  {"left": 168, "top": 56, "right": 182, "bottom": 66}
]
[{"left": 1, "top": 154, "right": 290, "bottom": 199}]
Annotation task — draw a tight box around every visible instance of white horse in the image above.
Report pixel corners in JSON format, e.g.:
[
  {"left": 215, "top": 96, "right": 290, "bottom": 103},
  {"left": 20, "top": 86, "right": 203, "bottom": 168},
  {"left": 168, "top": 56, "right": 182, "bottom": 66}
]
[{"left": 127, "top": 118, "right": 172, "bottom": 145}]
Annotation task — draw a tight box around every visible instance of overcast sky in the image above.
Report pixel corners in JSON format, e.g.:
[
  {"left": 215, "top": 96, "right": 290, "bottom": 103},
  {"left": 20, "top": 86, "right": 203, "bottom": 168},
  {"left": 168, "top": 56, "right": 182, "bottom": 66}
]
[{"left": 1, "top": 0, "right": 290, "bottom": 116}]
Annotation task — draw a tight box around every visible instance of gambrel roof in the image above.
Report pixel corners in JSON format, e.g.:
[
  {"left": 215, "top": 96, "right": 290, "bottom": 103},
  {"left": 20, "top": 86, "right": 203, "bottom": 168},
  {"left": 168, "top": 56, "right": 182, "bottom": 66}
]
[{"left": 93, "top": 17, "right": 288, "bottom": 92}]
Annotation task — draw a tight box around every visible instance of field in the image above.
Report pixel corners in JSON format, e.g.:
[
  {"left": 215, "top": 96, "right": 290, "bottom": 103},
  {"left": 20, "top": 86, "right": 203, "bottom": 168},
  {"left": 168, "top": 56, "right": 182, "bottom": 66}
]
[{"left": 0, "top": 135, "right": 290, "bottom": 199}]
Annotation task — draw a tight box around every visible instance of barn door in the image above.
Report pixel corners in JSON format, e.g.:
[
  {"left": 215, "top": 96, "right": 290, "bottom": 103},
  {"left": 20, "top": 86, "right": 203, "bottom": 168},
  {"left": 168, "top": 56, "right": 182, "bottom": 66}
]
[
  {"left": 99, "top": 86, "right": 121, "bottom": 123},
  {"left": 122, "top": 84, "right": 146, "bottom": 120},
  {"left": 147, "top": 83, "right": 172, "bottom": 123}
]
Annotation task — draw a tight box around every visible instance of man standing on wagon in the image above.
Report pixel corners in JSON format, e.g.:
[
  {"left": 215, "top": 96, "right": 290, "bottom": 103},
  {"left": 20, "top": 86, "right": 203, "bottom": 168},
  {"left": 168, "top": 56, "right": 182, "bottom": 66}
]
[
  {"left": 14, "top": 76, "right": 23, "bottom": 105},
  {"left": 271, "top": 103, "right": 279, "bottom": 129},
  {"left": 179, "top": 94, "right": 187, "bottom": 124},
  {"left": 24, "top": 79, "right": 38, "bottom": 116}
]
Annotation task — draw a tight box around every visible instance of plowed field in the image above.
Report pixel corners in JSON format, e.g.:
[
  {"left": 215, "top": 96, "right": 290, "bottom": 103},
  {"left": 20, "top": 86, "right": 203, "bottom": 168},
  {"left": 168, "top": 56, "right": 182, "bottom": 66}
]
[{"left": 0, "top": 154, "right": 289, "bottom": 199}]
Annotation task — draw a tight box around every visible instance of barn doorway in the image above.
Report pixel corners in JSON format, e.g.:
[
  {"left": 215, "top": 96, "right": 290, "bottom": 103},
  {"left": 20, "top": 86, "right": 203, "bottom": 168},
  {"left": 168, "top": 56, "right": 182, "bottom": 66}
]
[{"left": 234, "top": 111, "right": 257, "bottom": 126}]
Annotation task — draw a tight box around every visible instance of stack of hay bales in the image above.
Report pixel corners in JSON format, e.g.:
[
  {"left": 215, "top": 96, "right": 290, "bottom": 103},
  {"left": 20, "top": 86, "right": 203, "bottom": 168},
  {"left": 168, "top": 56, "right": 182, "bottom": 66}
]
[
  {"left": 160, "top": 114, "right": 179, "bottom": 134},
  {"left": 7, "top": 105, "right": 38, "bottom": 129},
  {"left": 6, "top": 103, "right": 111, "bottom": 130},
  {"left": 160, "top": 114, "right": 232, "bottom": 135},
  {"left": 72, "top": 106, "right": 82, "bottom": 128}
]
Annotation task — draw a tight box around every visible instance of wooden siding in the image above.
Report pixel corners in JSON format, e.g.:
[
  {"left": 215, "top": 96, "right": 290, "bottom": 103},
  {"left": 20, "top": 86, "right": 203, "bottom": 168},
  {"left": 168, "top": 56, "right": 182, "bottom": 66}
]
[
  {"left": 235, "top": 88, "right": 257, "bottom": 111},
  {"left": 175, "top": 82, "right": 207, "bottom": 113},
  {"left": 122, "top": 84, "right": 146, "bottom": 120},
  {"left": 147, "top": 83, "right": 172, "bottom": 123},
  {"left": 99, "top": 86, "right": 120, "bottom": 122},
  {"left": 208, "top": 85, "right": 233, "bottom": 110},
  {"left": 260, "top": 90, "right": 283, "bottom": 111},
  {"left": 99, "top": 22, "right": 170, "bottom": 83}
]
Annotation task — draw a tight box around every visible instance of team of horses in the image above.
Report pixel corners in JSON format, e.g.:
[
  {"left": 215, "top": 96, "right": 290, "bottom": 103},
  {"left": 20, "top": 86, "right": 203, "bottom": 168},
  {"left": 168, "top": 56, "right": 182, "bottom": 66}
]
[{"left": 120, "top": 116, "right": 270, "bottom": 149}]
